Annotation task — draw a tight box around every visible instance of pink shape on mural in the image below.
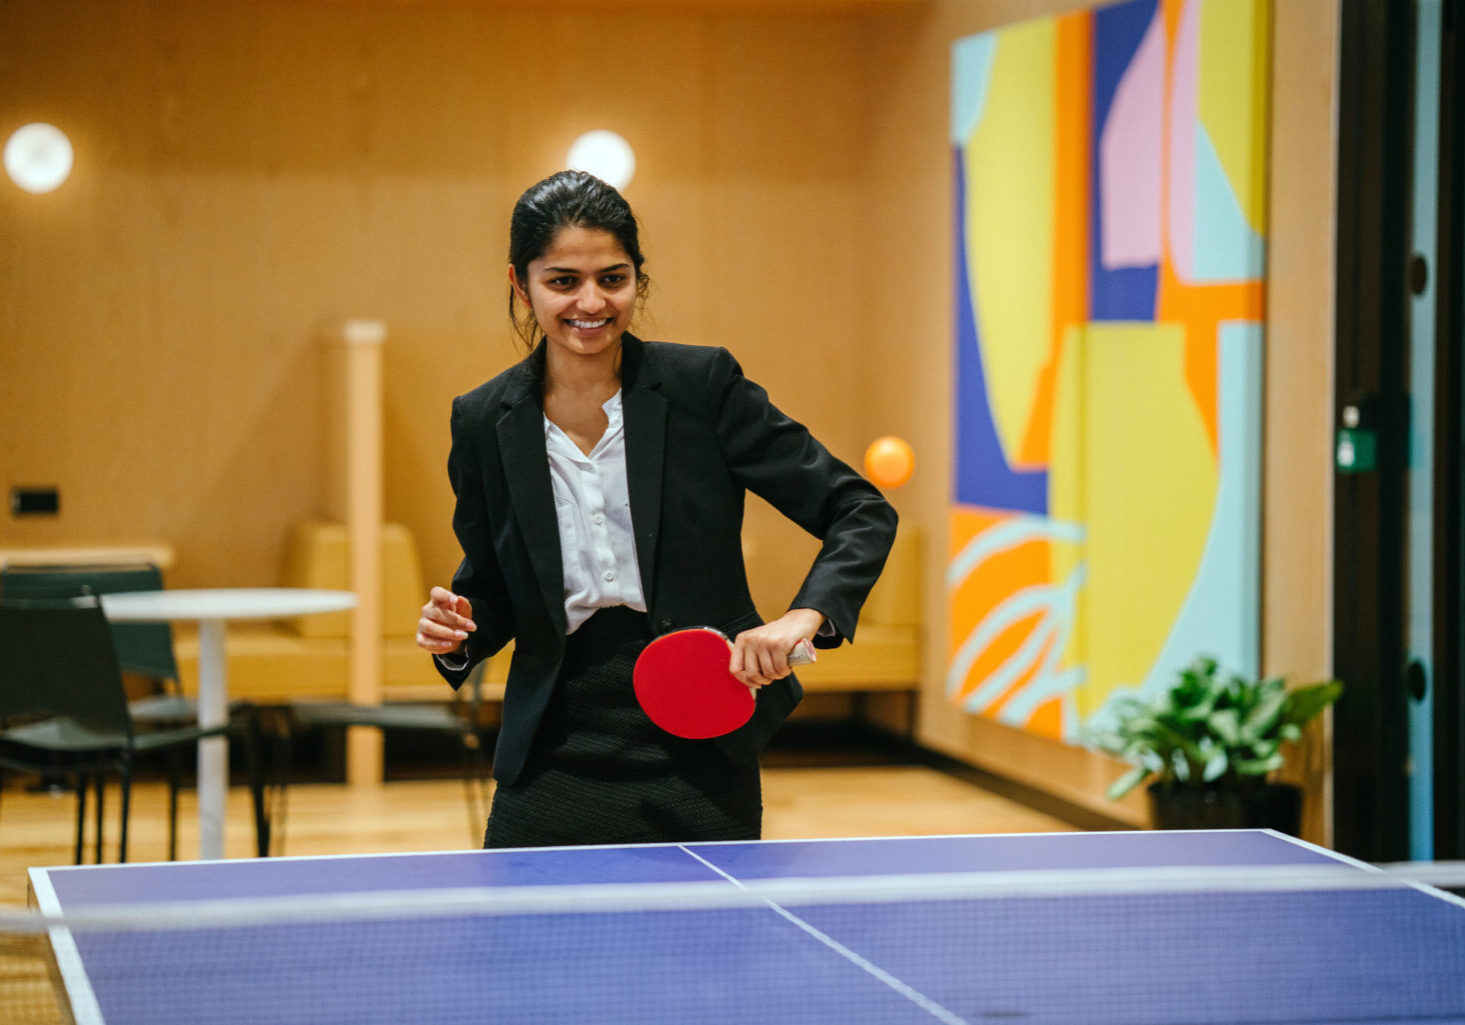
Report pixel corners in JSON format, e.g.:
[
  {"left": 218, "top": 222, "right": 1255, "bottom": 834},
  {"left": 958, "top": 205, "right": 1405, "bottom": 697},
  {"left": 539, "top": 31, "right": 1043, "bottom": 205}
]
[
  {"left": 1099, "top": 6, "right": 1165, "bottom": 269},
  {"left": 1168, "top": 0, "right": 1200, "bottom": 281}
]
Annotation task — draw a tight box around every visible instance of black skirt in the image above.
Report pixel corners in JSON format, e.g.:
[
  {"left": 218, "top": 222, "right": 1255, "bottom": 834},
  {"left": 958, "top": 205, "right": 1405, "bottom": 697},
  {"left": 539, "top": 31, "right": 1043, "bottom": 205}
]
[{"left": 484, "top": 606, "right": 762, "bottom": 848}]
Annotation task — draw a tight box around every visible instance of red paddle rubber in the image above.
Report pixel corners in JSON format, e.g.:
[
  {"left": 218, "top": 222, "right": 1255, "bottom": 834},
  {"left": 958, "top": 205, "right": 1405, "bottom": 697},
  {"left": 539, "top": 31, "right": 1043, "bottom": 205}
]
[{"left": 633, "top": 628, "right": 754, "bottom": 739}]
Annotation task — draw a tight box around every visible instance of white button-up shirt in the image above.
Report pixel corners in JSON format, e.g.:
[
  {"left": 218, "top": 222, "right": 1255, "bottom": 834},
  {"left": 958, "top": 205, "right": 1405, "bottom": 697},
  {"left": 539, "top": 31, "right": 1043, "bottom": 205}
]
[
  {"left": 544, "top": 390, "right": 647, "bottom": 633},
  {"left": 438, "top": 390, "right": 649, "bottom": 670}
]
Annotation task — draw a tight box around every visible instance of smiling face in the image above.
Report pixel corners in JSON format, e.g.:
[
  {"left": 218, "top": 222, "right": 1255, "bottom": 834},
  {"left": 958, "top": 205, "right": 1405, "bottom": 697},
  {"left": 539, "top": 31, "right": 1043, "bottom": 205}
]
[{"left": 509, "top": 226, "right": 638, "bottom": 369}]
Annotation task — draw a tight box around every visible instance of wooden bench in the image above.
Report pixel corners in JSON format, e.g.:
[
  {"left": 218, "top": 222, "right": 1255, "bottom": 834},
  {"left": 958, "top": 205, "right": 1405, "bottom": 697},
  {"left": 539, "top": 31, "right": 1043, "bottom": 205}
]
[{"left": 173, "top": 522, "right": 509, "bottom": 705}]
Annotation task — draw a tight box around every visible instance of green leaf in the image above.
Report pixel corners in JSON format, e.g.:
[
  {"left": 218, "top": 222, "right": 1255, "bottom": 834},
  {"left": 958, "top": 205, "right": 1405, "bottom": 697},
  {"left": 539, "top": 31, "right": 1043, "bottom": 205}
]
[
  {"left": 1209, "top": 708, "right": 1242, "bottom": 746},
  {"left": 1176, "top": 697, "right": 1217, "bottom": 722},
  {"left": 1249, "top": 740, "right": 1280, "bottom": 760},
  {"left": 1150, "top": 719, "right": 1207, "bottom": 766},
  {"left": 1233, "top": 753, "right": 1285, "bottom": 776},
  {"left": 1280, "top": 680, "right": 1344, "bottom": 727},
  {"left": 1107, "top": 764, "right": 1151, "bottom": 801},
  {"left": 1201, "top": 750, "right": 1229, "bottom": 782},
  {"left": 1241, "top": 687, "right": 1287, "bottom": 738}
]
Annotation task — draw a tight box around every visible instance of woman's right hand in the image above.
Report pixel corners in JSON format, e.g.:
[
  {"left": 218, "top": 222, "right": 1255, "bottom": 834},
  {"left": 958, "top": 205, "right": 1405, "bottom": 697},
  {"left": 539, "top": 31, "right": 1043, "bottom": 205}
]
[{"left": 417, "top": 586, "right": 476, "bottom": 655}]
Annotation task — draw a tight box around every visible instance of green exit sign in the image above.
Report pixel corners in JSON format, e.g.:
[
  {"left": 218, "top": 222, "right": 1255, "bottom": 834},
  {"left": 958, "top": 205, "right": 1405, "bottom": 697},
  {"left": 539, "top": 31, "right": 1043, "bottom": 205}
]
[{"left": 1336, "top": 429, "right": 1377, "bottom": 473}]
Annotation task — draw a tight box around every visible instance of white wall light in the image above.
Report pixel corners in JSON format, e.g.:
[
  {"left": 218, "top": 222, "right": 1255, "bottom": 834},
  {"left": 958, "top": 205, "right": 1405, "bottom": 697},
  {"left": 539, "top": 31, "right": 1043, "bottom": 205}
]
[
  {"left": 567, "top": 130, "right": 636, "bottom": 190},
  {"left": 4, "top": 123, "right": 74, "bottom": 194}
]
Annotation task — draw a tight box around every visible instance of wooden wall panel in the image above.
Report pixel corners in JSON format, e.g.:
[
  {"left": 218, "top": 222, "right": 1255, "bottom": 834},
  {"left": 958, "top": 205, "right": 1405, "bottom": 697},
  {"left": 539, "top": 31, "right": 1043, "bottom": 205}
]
[
  {"left": 1, "top": 0, "right": 867, "bottom": 622},
  {"left": 1263, "top": 0, "right": 1341, "bottom": 845}
]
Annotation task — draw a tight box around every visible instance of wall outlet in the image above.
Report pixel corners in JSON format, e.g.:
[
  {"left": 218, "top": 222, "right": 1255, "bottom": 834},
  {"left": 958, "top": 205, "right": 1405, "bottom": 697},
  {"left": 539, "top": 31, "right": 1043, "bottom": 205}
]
[{"left": 11, "top": 486, "right": 60, "bottom": 516}]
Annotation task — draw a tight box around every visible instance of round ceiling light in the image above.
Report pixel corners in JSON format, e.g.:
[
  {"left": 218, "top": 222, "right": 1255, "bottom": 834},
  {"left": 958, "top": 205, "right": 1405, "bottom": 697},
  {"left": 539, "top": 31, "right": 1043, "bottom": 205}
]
[
  {"left": 4, "top": 123, "right": 74, "bottom": 194},
  {"left": 567, "top": 130, "right": 636, "bottom": 190}
]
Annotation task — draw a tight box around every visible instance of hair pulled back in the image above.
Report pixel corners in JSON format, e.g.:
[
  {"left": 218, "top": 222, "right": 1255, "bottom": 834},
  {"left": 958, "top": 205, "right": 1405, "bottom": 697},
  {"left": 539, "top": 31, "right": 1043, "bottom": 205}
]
[{"left": 508, "top": 170, "right": 649, "bottom": 350}]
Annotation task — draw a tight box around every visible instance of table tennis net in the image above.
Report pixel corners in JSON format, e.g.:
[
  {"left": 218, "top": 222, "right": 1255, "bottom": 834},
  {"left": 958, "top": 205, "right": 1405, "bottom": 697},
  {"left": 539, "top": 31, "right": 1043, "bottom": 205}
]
[{"left": 3, "top": 860, "right": 1464, "bottom": 1025}]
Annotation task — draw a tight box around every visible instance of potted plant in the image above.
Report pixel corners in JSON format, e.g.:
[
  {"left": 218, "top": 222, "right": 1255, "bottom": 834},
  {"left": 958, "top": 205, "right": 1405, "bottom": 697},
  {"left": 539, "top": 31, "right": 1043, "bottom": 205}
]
[{"left": 1087, "top": 656, "right": 1343, "bottom": 835}]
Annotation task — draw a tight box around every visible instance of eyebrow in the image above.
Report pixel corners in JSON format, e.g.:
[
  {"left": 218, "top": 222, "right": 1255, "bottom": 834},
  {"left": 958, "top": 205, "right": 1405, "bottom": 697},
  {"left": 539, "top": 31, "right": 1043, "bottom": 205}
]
[{"left": 543, "top": 263, "right": 631, "bottom": 275}]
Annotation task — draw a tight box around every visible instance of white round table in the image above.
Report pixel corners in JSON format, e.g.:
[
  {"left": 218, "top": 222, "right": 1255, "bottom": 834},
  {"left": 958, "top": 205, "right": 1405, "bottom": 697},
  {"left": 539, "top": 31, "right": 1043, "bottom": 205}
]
[{"left": 101, "top": 588, "right": 358, "bottom": 860}]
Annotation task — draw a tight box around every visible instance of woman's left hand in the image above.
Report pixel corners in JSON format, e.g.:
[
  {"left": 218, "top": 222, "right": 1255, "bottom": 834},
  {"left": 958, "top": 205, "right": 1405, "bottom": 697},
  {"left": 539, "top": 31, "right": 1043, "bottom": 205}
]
[{"left": 730, "top": 608, "right": 825, "bottom": 689}]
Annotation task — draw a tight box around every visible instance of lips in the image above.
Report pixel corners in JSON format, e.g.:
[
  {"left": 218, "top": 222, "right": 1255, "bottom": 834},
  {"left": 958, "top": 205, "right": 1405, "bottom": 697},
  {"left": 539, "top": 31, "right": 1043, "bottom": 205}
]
[{"left": 566, "top": 318, "right": 612, "bottom": 330}]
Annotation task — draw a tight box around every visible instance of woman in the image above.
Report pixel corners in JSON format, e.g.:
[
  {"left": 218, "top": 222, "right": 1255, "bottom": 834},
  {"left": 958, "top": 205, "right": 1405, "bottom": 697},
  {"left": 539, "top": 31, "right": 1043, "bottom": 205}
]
[{"left": 417, "top": 170, "right": 897, "bottom": 848}]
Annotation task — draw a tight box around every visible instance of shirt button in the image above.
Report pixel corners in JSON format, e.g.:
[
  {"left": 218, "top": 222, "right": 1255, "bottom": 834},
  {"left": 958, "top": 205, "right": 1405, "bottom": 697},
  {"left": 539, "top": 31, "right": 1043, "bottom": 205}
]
[
  {"left": 594, "top": 514, "right": 604, "bottom": 525},
  {"left": 603, "top": 570, "right": 615, "bottom": 582}
]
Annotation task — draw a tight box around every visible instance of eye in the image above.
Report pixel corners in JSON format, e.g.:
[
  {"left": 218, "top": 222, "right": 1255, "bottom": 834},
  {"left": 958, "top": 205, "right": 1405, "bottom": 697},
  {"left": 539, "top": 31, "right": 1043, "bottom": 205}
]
[
  {"left": 600, "top": 274, "right": 627, "bottom": 287},
  {"left": 548, "top": 276, "right": 577, "bottom": 289}
]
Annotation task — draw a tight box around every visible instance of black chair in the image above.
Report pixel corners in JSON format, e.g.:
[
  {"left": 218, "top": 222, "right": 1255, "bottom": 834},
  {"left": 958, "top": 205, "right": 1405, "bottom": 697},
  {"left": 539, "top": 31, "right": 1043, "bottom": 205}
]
[
  {"left": 0, "top": 598, "right": 269, "bottom": 863},
  {"left": 0, "top": 563, "right": 272, "bottom": 858},
  {"left": 272, "top": 665, "right": 491, "bottom": 854},
  {"left": 0, "top": 563, "right": 193, "bottom": 723}
]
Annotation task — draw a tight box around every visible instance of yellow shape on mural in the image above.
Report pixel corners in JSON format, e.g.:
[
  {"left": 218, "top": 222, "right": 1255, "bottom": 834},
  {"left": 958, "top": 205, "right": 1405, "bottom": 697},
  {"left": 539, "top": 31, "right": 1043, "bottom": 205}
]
[
  {"left": 962, "top": 17, "right": 1055, "bottom": 471},
  {"left": 1199, "top": 0, "right": 1270, "bottom": 231},
  {"left": 1047, "top": 322, "right": 1086, "bottom": 595},
  {"left": 1049, "top": 322, "right": 1218, "bottom": 718}
]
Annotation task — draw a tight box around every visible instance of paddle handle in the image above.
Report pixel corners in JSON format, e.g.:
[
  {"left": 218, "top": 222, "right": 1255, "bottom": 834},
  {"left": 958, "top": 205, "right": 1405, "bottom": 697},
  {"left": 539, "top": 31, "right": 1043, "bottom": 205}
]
[{"left": 788, "top": 638, "right": 816, "bottom": 667}]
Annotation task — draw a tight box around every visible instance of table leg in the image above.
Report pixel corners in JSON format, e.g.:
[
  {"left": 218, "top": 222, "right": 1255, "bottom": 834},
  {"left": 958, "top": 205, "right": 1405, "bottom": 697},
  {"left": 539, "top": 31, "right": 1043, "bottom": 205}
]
[{"left": 197, "top": 619, "right": 228, "bottom": 860}]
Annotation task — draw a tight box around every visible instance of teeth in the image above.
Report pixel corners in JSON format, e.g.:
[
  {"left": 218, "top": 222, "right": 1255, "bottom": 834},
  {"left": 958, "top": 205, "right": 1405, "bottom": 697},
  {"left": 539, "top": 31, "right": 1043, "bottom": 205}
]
[{"left": 568, "top": 318, "right": 611, "bottom": 329}]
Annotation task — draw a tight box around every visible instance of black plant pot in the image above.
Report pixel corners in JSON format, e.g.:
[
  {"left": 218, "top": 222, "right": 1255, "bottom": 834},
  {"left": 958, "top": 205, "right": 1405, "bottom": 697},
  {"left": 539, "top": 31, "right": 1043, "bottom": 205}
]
[{"left": 1147, "top": 781, "right": 1303, "bottom": 837}]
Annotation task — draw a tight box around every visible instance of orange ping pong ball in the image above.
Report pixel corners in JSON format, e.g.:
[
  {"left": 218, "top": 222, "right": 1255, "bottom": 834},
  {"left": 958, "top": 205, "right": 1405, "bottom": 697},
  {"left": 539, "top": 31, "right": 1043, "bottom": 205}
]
[{"left": 864, "top": 436, "right": 915, "bottom": 489}]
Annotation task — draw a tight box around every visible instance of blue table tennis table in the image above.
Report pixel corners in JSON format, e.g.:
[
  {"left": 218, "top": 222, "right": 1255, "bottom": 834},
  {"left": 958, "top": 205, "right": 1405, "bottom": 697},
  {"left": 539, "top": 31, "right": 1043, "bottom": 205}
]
[{"left": 27, "top": 829, "right": 1465, "bottom": 1025}]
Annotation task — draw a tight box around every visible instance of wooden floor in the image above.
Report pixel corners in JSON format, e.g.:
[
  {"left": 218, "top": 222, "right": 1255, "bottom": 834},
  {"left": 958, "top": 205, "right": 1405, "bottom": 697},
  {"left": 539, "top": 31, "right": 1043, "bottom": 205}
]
[{"left": 0, "top": 762, "right": 1078, "bottom": 907}]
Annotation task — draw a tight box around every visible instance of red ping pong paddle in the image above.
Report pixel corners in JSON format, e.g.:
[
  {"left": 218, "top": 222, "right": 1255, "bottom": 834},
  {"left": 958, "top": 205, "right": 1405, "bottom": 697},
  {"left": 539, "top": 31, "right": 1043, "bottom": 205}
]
[{"left": 633, "top": 627, "right": 815, "bottom": 739}]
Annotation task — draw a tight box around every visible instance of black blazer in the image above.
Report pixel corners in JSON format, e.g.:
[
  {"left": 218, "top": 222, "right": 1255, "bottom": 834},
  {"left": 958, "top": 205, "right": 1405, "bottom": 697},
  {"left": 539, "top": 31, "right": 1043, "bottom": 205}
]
[{"left": 434, "top": 335, "right": 898, "bottom": 784}]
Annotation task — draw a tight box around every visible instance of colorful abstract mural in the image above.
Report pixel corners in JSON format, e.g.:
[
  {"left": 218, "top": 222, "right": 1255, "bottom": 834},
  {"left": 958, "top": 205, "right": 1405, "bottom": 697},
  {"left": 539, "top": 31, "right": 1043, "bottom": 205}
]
[{"left": 948, "top": 0, "right": 1267, "bottom": 742}]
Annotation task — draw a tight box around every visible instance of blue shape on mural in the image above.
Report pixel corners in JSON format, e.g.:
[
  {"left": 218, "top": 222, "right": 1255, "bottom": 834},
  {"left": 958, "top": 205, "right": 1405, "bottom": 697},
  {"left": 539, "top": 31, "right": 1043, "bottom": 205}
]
[
  {"left": 953, "top": 148, "right": 1049, "bottom": 514},
  {"left": 951, "top": 32, "right": 997, "bottom": 145},
  {"left": 1089, "top": 0, "right": 1158, "bottom": 321},
  {"left": 1192, "top": 127, "right": 1267, "bottom": 281}
]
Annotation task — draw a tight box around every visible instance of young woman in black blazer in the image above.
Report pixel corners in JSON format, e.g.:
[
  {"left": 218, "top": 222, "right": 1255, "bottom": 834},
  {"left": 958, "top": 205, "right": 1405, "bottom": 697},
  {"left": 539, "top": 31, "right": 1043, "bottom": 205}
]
[{"left": 417, "top": 170, "right": 897, "bottom": 848}]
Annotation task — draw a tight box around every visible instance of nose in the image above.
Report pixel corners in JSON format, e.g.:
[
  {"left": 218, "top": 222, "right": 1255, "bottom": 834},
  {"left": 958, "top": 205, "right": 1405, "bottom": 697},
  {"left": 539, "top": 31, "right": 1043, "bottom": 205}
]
[{"left": 576, "top": 281, "right": 606, "bottom": 314}]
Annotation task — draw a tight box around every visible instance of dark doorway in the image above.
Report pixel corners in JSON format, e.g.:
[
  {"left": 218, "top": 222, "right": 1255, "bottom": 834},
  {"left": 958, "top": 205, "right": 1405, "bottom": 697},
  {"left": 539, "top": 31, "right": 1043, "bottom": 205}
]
[{"left": 1332, "top": 0, "right": 1464, "bottom": 862}]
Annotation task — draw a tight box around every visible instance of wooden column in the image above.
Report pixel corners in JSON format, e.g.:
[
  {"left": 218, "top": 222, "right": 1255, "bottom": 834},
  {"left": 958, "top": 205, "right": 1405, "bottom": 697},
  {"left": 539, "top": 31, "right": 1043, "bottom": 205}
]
[{"left": 341, "top": 319, "right": 385, "bottom": 785}]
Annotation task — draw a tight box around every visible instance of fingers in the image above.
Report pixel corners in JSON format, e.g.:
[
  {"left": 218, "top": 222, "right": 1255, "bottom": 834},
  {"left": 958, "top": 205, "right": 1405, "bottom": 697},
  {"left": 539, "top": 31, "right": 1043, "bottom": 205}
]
[
  {"left": 416, "top": 587, "right": 476, "bottom": 654},
  {"left": 729, "top": 630, "right": 794, "bottom": 689}
]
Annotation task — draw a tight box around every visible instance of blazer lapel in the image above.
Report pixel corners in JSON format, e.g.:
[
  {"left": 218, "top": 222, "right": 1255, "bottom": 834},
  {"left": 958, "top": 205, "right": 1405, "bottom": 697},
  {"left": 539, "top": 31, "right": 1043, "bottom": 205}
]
[
  {"left": 496, "top": 357, "right": 569, "bottom": 635},
  {"left": 620, "top": 337, "right": 666, "bottom": 606}
]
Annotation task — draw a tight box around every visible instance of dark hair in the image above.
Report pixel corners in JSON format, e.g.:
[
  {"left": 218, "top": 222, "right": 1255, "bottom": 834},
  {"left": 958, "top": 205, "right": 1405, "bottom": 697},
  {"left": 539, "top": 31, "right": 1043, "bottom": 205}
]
[{"left": 507, "top": 170, "right": 650, "bottom": 350}]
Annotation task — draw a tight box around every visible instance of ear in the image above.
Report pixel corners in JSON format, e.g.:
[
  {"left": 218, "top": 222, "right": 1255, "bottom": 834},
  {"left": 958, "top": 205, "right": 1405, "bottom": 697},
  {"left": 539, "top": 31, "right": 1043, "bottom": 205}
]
[{"left": 508, "top": 265, "right": 532, "bottom": 307}]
